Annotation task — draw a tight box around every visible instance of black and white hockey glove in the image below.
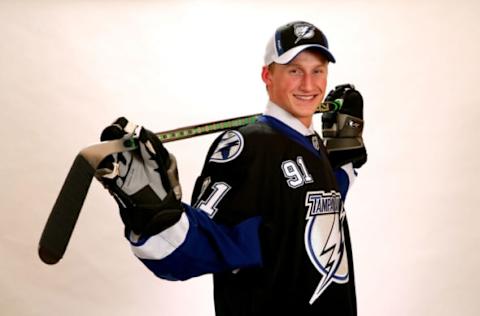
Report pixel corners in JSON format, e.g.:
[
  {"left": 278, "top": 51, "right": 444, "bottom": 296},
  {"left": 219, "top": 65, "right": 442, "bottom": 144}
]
[
  {"left": 322, "top": 84, "right": 367, "bottom": 169},
  {"left": 96, "top": 117, "right": 183, "bottom": 237}
]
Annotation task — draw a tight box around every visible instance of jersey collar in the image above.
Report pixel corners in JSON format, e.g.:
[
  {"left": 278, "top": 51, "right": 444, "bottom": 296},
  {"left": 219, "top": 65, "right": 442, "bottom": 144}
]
[{"left": 264, "top": 101, "right": 316, "bottom": 136}]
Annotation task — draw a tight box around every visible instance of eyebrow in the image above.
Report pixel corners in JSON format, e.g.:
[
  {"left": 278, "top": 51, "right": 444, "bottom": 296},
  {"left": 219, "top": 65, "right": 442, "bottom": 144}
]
[{"left": 286, "top": 62, "right": 328, "bottom": 68}]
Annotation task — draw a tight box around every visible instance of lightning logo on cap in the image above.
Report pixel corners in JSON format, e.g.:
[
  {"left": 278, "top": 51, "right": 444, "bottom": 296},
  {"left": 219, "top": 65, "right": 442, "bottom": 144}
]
[{"left": 294, "top": 23, "right": 316, "bottom": 44}]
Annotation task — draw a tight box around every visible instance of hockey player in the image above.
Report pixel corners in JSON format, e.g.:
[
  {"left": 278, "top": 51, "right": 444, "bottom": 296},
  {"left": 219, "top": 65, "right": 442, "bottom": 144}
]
[{"left": 97, "top": 21, "right": 367, "bottom": 316}]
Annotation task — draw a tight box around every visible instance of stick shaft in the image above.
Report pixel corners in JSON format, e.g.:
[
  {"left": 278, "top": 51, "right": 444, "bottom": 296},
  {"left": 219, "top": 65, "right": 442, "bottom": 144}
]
[{"left": 157, "top": 101, "right": 337, "bottom": 143}]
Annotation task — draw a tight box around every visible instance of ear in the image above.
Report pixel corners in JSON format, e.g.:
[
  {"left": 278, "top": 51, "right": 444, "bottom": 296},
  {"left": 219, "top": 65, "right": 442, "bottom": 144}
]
[{"left": 261, "top": 66, "right": 272, "bottom": 86}]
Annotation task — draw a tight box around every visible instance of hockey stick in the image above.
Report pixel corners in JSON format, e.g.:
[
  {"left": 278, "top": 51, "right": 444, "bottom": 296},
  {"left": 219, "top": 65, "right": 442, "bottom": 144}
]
[{"left": 38, "top": 101, "right": 339, "bottom": 265}]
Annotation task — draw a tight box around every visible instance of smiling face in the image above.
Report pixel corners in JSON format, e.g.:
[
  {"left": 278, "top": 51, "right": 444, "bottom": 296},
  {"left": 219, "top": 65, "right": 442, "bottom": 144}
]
[{"left": 262, "top": 50, "right": 329, "bottom": 127}]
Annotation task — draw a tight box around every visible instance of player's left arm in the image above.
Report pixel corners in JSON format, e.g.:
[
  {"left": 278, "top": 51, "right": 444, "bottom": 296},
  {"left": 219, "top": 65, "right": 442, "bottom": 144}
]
[{"left": 322, "top": 84, "right": 367, "bottom": 199}]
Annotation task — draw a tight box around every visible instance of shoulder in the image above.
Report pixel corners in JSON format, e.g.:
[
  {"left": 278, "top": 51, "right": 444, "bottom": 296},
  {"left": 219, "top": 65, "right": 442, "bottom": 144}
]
[
  {"left": 238, "top": 120, "right": 275, "bottom": 136},
  {"left": 238, "top": 120, "right": 284, "bottom": 148},
  {"left": 238, "top": 121, "right": 289, "bottom": 159}
]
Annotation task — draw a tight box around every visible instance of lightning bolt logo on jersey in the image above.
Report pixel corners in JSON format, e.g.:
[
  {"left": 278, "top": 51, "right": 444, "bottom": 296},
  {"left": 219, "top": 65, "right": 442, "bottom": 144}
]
[
  {"left": 304, "top": 190, "right": 349, "bottom": 304},
  {"left": 209, "top": 130, "right": 244, "bottom": 163}
]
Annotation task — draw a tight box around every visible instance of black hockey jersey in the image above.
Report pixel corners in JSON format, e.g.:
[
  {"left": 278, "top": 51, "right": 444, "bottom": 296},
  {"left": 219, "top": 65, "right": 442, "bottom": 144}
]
[{"left": 127, "top": 114, "right": 357, "bottom": 316}]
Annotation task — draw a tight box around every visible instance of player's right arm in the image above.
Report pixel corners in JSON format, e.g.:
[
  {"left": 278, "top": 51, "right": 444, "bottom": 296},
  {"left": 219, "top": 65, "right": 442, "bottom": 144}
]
[{"left": 97, "top": 119, "right": 263, "bottom": 281}]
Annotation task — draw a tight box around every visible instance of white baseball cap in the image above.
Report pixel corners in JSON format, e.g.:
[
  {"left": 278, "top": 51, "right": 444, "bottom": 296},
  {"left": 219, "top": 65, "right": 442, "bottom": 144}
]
[{"left": 264, "top": 21, "right": 336, "bottom": 65}]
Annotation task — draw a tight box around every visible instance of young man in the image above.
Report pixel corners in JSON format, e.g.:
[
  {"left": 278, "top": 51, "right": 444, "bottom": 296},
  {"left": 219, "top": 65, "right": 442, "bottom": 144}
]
[{"left": 98, "top": 21, "right": 366, "bottom": 316}]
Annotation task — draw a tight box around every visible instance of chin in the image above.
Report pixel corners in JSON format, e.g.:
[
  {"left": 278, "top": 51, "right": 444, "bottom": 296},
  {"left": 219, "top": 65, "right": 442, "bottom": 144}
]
[{"left": 293, "top": 103, "right": 318, "bottom": 115}]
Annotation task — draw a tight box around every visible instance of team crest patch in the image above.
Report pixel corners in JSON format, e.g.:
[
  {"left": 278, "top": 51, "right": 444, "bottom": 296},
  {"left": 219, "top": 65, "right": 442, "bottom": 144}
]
[
  {"left": 304, "top": 190, "right": 349, "bottom": 304},
  {"left": 209, "top": 130, "right": 244, "bottom": 163},
  {"left": 294, "top": 22, "right": 315, "bottom": 44}
]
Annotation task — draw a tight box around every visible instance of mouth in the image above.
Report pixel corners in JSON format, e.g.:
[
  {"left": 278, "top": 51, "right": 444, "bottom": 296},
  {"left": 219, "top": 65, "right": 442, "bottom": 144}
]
[{"left": 293, "top": 94, "right": 318, "bottom": 101}]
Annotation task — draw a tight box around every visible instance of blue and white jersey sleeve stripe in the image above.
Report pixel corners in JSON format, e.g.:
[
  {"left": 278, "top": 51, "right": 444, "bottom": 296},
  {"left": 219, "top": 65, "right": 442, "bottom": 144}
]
[
  {"left": 127, "top": 204, "right": 263, "bottom": 281},
  {"left": 128, "top": 212, "right": 190, "bottom": 260},
  {"left": 334, "top": 163, "right": 357, "bottom": 200}
]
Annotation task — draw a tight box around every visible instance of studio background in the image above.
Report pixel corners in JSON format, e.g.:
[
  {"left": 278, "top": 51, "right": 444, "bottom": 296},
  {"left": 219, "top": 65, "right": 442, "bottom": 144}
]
[{"left": 1, "top": 0, "right": 478, "bottom": 315}]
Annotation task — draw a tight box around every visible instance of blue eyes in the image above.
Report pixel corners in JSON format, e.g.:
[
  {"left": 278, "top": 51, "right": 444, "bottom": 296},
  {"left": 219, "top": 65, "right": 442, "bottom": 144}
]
[{"left": 288, "top": 69, "right": 325, "bottom": 75}]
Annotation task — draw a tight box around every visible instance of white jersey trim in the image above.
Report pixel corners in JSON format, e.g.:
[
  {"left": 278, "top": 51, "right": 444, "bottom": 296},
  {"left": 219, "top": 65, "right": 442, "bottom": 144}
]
[
  {"left": 264, "top": 101, "right": 316, "bottom": 136},
  {"left": 130, "top": 213, "right": 189, "bottom": 260},
  {"left": 340, "top": 163, "right": 356, "bottom": 191}
]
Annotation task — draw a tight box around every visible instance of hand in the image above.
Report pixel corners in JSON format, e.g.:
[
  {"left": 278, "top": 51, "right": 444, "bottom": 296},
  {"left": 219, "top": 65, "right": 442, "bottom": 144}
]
[
  {"left": 96, "top": 117, "right": 183, "bottom": 236},
  {"left": 322, "top": 84, "right": 367, "bottom": 169}
]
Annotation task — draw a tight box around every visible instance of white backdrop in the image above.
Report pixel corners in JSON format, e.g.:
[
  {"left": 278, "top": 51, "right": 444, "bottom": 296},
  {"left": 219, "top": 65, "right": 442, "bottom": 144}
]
[{"left": 1, "top": 0, "right": 479, "bottom": 315}]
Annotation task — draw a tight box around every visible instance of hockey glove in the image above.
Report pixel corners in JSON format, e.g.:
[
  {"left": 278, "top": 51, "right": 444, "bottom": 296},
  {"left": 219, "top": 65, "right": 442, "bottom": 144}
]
[
  {"left": 96, "top": 117, "right": 183, "bottom": 237},
  {"left": 322, "top": 84, "right": 367, "bottom": 169}
]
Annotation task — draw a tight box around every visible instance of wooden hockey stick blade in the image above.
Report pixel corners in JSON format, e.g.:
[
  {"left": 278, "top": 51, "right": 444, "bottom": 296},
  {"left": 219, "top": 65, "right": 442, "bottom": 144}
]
[
  {"left": 38, "top": 101, "right": 338, "bottom": 264},
  {"left": 38, "top": 155, "right": 94, "bottom": 264},
  {"left": 38, "top": 139, "right": 133, "bottom": 264}
]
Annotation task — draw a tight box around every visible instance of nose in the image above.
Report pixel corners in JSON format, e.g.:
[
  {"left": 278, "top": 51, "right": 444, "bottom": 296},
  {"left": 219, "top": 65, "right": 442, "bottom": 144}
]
[{"left": 300, "top": 74, "right": 314, "bottom": 91}]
